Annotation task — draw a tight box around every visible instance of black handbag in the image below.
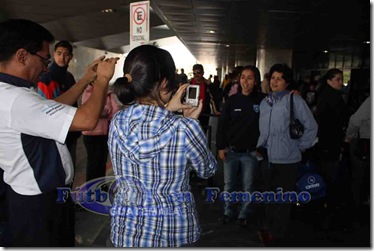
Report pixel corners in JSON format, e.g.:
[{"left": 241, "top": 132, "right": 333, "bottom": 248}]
[{"left": 289, "top": 93, "right": 304, "bottom": 139}]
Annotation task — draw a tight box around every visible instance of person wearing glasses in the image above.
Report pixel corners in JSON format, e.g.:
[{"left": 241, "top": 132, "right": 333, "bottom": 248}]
[
  {"left": 36, "top": 40, "right": 93, "bottom": 169},
  {"left": 188, "top": 64, "right": 220, "bottom": 191},
  {"left": 189, "top": 64, "right": 213, "bottom": 132},
  {"left": 0, "top": 19, "right": 119, "bottom": 246}
]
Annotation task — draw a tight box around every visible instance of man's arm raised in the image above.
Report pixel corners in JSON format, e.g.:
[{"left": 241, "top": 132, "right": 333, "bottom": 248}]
[
  {"left": 69, "top": 57, "right": 119, "bottom": 131},
  {"left": 54, "top": 56, "right": 105, "bottom": 105}
]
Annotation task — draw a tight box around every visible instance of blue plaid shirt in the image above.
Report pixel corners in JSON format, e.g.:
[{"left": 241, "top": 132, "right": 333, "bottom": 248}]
[{"left": 108, "top": 104, "right": 217, "bottom": 247}]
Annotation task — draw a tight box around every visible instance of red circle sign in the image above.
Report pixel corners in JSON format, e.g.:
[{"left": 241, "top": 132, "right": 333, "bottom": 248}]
[{"left": 133, "top": 7, "right": 146, "bottom": 25}]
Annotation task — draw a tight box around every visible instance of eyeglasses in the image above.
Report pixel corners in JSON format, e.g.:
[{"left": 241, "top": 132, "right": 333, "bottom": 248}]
[
  {"left": 28, "top": 51, "right": 51, "bottom": 66},
  {"left": 193, "top": 71, "right": 202, "bottom": 75}
]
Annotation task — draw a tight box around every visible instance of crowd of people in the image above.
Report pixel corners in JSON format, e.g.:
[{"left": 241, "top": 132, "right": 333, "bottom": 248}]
[{"left": 0, "top": 18, "right": 369, "bottom": 248}]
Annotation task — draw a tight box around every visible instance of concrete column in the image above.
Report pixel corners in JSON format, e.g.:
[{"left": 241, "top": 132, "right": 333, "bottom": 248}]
[{"left": 256, "top": 48, "right": 293, "bottom": 78}]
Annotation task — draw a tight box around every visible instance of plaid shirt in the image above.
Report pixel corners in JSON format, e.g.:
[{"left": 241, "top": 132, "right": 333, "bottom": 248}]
[{"left": 108, "top": 104, "right": 217, "bottom": 247}]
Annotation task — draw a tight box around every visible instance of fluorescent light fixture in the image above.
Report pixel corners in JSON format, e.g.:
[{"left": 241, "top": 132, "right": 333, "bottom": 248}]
[{"left": 101, "top": 9, "right": 113, "bottom": 13}]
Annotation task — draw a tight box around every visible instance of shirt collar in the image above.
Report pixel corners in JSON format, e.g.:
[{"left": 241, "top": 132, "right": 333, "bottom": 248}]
[
  {"left": 272, "top": 90, "right": 289, "bottom": 99},
  {"left": 49, "top": 61, "right": 68, "bottom": 74},
  {"left": 266, "top": 90, "right": 289, "bottom": 106},
  {"left": 0, "top": 72, "right": 32, "bottom": 88}
]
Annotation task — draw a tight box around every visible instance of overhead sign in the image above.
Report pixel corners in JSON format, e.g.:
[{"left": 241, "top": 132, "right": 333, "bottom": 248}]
[{"left": 130, "top": 1, "right": 150, "bottom": 50}]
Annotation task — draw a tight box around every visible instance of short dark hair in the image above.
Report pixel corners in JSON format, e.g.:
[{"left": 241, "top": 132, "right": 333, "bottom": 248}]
[
  {"left": 268, "top": 63, "right": 294, "bottom": 89},
  {"left": 113, "top": 45, "right": 176, "bottom": 105},
  {"left": 54, "top": 40, "right": 73, "bottom": 54},
  {"left": 193, "top": 64, "right": 204, "bottom": 73},
  {"left": 0, "top": 19, "right": 54, "bottom": 61}
]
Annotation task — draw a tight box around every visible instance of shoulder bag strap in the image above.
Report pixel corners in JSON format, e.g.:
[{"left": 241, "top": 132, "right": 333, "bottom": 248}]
[{"left": 290, "top": 93, "right": 295, "bottom": 122}]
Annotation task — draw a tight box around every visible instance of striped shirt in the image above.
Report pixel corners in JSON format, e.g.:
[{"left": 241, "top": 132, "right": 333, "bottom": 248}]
[{"left": 108, "top": 104, "right": 217, "bottom": 247}]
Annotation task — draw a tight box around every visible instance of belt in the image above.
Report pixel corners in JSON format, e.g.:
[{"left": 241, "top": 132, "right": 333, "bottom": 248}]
[{"left": 229, "top": 146, "right": 251, "bottom": 153}]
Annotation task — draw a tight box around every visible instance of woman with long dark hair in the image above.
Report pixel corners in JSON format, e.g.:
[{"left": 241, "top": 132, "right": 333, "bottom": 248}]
[
  {"left": 315, "top": 68, "right": 353, "bottom": 224},
  {"left": 216, "top": 65, "right": 265, "bottom": 226}
]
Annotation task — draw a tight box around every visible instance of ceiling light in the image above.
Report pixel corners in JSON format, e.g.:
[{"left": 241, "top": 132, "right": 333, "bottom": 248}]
[
  {"left": 363, "top": 41, "right": 370, "bottom": 44},
  {"left": 209, "top": 30, "right": 215, "bottom": 34},
  {"left": 225, "top": 44, "right": 230, "bottom": 48},
  {"left": 322, "top": 50, "right": 328, "bottom": 53},
  {"left": 101, "top": 9, "right": 114, "bottom": 13}
]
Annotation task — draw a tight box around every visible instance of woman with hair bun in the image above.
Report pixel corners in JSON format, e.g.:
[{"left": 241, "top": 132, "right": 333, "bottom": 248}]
[{"left": 108, "top": 45, "right": 217, "bottom": 247}]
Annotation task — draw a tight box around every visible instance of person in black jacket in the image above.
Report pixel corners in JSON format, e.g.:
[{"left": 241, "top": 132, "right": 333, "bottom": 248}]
[
  {"left": 216, "top": 65, "right": 265, "bottom": 227},
  {"left": 315, "top": 68, "right": 353, "bottom": 217}
]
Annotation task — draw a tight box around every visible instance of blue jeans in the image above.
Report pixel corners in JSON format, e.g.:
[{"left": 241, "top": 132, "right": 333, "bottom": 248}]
[{"left": 223, "top": 150, "right": 258, "bottom": 219}]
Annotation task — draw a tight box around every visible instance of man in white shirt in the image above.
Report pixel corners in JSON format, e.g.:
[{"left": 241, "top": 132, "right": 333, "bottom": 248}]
[{"left": 0, "top": 19, "right": 119, "bottom": 247}]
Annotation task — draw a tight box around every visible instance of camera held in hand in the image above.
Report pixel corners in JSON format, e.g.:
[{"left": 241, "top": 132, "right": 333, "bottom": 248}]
[{"left": 185, "top": 85, "right": 200, "bottom": 107}]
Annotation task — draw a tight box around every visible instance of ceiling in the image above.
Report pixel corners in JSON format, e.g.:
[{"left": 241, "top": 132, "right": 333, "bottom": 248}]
[{"left": 0, "top": 0, "right": 370, "bottom": 70}]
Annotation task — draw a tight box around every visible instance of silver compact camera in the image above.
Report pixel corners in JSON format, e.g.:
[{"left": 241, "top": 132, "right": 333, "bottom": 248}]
[{"left": 185, "top": 85, "right": 200, "bottom": 107}]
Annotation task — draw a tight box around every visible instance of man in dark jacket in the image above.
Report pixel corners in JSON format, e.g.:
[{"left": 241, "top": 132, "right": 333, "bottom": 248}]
[{"left": 37, "top": 40, "right": 81, "bottom": 167}]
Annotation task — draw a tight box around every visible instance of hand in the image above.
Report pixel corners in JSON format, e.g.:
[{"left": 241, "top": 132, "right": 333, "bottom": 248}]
[
  {"left": 95, "top": 57, "right": 120, "bottom": 85},
  {"left": 165, "top": 83, "right": 192, "bottom": 112},
  {"left": 81, "top": 55, "right": 106, "bottom": 84},
  {"left": 290, "top": 89, "right": 300, "bottom": 95},
  {"left": 218, "top": 149, "right": 226, "bottom": 160},
  {"left": 183, "top": 99, "right": 203, "bottom": 120},
  {"left": 256, "top": 146, "right": 267, "bottom": 160}
]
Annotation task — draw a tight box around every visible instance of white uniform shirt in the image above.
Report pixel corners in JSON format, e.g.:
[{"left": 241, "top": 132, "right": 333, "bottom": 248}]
[{"left": 0, "top": 75, "right": 76, "bottom": 195}]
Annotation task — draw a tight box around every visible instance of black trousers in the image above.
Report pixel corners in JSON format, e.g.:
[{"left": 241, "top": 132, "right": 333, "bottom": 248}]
[
  {"left": 260, "top": 161, "right": 299, "bottom": 240},
  {"left": 5, "top": 186, "right": 75, "bottom": 247},
  {"left": 83, "top": 135, "right": 109, "bottom": 181}
]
